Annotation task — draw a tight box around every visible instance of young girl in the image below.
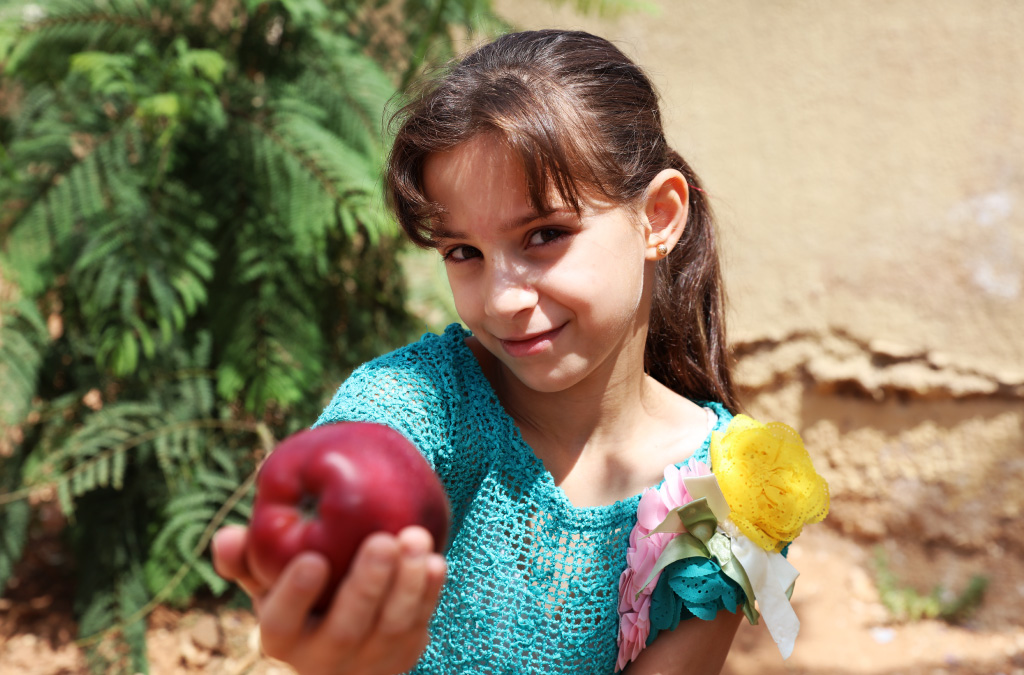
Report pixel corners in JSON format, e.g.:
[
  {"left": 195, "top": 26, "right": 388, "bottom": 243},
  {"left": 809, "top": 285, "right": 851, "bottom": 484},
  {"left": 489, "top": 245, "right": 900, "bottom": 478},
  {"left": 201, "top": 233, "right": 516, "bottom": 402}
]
[{"left": 212, "top": 29, "right": 828, "bottom": 675}]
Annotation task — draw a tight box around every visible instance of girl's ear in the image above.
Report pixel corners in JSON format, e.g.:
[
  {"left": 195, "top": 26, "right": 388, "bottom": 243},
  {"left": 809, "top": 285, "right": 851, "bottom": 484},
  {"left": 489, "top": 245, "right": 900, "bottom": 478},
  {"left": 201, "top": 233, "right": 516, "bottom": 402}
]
[{"left": 643, "top": 169, "right": 689, "bottom": 261}]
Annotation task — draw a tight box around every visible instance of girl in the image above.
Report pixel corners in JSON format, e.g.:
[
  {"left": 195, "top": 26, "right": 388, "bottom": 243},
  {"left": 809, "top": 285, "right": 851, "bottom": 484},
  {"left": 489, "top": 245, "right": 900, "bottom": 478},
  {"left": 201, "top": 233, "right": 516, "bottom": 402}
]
[{"left": 212, "top": 29, "right": 827, "bottom": 675}]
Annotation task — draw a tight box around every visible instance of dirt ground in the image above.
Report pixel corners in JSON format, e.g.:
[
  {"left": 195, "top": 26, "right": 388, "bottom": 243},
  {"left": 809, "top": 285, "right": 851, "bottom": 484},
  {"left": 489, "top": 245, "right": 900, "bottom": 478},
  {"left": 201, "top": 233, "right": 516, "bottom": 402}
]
[{"left": 2, "top": 526, "right": 1023, "bottom": 675}]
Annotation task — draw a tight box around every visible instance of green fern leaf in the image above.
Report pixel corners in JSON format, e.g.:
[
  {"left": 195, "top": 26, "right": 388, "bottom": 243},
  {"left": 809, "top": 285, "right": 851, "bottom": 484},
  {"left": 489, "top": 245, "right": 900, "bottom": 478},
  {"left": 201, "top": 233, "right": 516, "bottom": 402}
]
[
  {"left": 111, "top": 445, "right": 127, "bottom": 490},
  {"left": 0, "top": 500, "right": 30, "bottom": 594},
  {"left": 117, "top": 570, "right": 150, "bottom": 672},
  {"left": 57, "top": 477, "right": 74, "bottom": 518},
  {"left": 0, "top": 298, "right": 47, "bottom": 427}
]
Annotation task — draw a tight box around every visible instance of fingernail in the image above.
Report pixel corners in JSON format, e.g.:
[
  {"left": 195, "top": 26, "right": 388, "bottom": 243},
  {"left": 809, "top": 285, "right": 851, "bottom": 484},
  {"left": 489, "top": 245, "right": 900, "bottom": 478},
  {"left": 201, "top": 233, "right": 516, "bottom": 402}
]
[
  {"left": 401, "top": 533, "right": 431, "bottom": 556},
  {"left": 427, "top": 554, "right": 447, "bottom": 576}
]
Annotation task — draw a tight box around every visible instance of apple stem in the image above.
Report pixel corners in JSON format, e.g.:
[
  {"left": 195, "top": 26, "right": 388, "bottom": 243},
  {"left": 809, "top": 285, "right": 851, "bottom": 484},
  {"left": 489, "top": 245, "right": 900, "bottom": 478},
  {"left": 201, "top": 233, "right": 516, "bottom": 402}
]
[{"left": 298, "top": 492, "right": 319, "bottom": 519}]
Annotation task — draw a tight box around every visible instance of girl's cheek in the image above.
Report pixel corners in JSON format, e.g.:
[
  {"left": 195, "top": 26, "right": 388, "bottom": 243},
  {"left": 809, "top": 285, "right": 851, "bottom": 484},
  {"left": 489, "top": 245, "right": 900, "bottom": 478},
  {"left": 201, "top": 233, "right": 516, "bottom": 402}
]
[{"left": 446, "top": 278, "right": 475, "bottom": 318}]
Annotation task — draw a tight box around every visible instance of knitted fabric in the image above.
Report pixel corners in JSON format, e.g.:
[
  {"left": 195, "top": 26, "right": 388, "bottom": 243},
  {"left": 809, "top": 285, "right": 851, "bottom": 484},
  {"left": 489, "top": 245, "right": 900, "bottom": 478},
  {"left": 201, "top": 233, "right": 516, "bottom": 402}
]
[{"left": 315, "top": 324, "right": 736, "bottom": 674}]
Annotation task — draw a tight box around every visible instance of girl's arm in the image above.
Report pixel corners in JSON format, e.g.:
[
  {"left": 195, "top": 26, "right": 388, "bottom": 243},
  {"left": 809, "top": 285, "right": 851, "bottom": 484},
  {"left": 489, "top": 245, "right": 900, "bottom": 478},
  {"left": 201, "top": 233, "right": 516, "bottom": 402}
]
[
  {"left": 625, "top": 610, "right": 743, "bottom": 675},
  {"left": 212, "top": 524, "right": 446, "bottom": 675}
]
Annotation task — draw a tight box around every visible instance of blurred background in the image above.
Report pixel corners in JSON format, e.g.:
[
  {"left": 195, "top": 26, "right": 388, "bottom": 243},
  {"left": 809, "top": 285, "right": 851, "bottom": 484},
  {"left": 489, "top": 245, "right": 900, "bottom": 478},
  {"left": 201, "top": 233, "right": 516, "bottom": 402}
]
[{"left": 1, "top": 0, "right": 1022, "bottom": 673}]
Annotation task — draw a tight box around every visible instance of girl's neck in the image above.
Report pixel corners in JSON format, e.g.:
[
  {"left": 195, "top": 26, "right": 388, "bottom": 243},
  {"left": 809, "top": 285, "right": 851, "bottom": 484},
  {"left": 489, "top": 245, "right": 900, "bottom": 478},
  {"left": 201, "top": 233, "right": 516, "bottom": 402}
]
[
  {"left": 477, "top": 337, "right": 663, "bottom": 466},
  {"left": 493, "top": 347, "right": 651, "bottom": 454},
  {"left": 467, "top": 332, "right": 710, "bottom": 507}
]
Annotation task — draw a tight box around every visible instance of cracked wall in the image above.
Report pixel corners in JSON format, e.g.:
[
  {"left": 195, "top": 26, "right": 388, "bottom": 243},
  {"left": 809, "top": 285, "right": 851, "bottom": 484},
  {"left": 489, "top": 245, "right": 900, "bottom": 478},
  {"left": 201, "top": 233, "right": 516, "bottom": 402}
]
[
  {"left": 495, "top": 0, "right": 1024, "bottom": 561},
  {"left": 735, "top": 333, "right": 1024, "bottom": 556}
]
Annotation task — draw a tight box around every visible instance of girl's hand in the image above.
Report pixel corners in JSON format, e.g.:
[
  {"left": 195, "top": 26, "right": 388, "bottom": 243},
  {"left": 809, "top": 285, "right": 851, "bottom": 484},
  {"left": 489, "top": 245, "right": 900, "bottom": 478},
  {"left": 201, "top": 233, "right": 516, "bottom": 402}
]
[{"left": 211, "top": 524, "right": 447, "bottom": 675}]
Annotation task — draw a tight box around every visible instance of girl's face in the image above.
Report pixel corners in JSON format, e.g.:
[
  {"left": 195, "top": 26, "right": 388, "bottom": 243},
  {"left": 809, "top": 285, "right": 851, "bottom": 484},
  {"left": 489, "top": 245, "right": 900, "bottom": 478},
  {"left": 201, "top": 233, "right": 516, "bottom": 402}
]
[{"left": 423, "top": 134, "right": 655, "bottom": 394}]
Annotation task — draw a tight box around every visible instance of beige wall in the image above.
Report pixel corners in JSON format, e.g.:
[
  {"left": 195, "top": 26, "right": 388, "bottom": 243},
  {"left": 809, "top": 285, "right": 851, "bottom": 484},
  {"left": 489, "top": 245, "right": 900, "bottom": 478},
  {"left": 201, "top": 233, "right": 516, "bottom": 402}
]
[{"left": 493, "top": 0, "right": 1024, "bottom": 558}]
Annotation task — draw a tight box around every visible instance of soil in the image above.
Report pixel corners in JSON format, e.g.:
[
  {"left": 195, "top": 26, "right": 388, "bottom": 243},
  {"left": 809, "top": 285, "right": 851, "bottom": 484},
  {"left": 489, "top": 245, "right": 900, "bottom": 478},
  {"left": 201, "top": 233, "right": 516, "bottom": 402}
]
[{"left": 2, "top": 526, "right": 1023, "bottom": 675}]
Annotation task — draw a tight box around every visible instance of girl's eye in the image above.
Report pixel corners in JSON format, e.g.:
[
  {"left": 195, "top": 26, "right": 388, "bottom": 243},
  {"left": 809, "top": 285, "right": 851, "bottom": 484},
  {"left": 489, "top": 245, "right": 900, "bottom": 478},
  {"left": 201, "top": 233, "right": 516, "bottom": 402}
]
[
  {"left": 528, "top": 228, "right": 566, "bottom": 246},
  {"left": 443, "top": 245, "right": 481, "bottom": 262}
]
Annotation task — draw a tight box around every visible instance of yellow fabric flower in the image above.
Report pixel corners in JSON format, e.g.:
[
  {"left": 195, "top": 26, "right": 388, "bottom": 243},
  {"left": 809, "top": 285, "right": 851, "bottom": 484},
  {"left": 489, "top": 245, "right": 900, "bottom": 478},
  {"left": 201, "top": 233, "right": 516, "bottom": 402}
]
[{"left": 709, "top": 415, "right": 830, "bottom": 552}]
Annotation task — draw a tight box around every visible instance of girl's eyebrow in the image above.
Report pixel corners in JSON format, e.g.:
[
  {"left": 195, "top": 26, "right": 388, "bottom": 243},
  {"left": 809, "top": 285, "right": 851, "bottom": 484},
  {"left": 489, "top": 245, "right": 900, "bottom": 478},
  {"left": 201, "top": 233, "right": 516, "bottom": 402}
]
[{"left": 433, "top": 208, "right": 572, "bottom": 241}]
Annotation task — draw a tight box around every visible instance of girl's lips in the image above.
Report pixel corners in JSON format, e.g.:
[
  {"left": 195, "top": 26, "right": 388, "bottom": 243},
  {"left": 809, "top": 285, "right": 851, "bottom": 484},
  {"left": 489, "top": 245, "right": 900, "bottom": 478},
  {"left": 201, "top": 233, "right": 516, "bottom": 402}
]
[{"left": 499, "top": 325, "right": 565, "bottom": 358}]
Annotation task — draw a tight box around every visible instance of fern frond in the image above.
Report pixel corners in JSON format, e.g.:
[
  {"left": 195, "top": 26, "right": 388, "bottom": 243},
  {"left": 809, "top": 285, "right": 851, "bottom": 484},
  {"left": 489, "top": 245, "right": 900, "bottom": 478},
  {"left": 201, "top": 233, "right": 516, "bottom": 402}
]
[
  {"left": 6, "top": 0, "right": 162, "bottom": 77},
  {"left": 0, "top": 499, "right": 30, "bottom": 594},
  {"left": 0, "top": 297, "right": 47, "bottom": 428},
  {"left": 147, "top": 443, "right": 264, "bottom": 616},
  {"left": 299, "top": 30, "right": 395, "bottom": 153},
  {"left": 117, "top": 569, "right": 150, "bottom": 671},
  {"left": 75, "top": 540, "right": 151, "bottom": 674},
  {"left": 213, "top": 256, "right": 326, "bottom": 412},
  {"left": 77, "top": 587, "right": 117, "bottom": 649},
  {"left": 11, "top": 415, "right": 259, "bottom": 514},
  {"left": 244, "top": 109, "right": 389, "bottom": 265},
  {"left": 65, "top": 176, "right": 216, "bottom": 375},
  {"left": 57, "top": 476, "right": 74, "bottom": 516},
  {"left": 0, "top": 439, "right": 32, "bottom": 593},
  {"left": 4, "top": 120, "right": 146, "bottom": 297}
]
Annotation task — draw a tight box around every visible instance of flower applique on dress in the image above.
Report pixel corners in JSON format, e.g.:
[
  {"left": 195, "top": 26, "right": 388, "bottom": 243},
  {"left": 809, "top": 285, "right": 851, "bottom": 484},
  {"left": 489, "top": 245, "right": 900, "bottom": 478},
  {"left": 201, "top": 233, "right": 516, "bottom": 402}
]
[{"left": 615, "top": 414, "right": 830, "bottom": 671}]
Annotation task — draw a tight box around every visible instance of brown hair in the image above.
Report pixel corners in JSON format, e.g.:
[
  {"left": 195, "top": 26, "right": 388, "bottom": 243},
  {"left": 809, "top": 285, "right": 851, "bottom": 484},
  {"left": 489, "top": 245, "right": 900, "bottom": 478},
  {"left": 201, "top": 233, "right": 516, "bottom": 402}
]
[{"left": 386, "top": 29, "right": 738, "bottom": 411}]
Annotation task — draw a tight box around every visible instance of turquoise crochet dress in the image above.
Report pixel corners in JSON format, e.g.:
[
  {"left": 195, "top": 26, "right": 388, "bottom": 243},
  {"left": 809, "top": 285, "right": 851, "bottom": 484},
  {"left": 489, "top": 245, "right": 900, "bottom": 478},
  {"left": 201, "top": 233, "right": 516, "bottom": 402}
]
[{"left": 315, "top": 324, "right": 738, "bottom": 674}]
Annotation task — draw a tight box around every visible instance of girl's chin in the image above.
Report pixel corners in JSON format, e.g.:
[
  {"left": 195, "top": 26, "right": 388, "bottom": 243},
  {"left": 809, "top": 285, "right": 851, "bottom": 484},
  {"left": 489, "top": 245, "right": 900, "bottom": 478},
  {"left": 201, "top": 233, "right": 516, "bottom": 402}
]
[{"left": 496, "top": 360, "right": 588, "bottom": 396}]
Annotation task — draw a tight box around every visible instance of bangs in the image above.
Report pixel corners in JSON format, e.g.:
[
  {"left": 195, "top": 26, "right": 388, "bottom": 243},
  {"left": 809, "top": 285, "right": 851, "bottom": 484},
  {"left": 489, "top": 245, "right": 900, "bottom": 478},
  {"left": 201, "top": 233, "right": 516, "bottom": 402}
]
[{"left": 388, "top": 74, "right": 628, "bottom": 248}]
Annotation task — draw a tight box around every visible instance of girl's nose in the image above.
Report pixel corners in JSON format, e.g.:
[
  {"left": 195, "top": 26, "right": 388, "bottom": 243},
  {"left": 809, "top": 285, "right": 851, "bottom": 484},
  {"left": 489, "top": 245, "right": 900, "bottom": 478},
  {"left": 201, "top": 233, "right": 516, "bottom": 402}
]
[{"left": 483, "top": 259, "right": 539, "bottom": 319}]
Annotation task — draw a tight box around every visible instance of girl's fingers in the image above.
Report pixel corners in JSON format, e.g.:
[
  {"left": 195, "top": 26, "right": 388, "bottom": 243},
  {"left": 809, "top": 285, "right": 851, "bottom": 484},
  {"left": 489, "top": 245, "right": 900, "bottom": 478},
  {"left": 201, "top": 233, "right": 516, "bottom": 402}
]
[
  {"left": 420, "top": 553, "right": 448, "bottom": 625},
  {"left": 377, "top": 533, "right": 432, "bottom": 635},
  {"left": 318, "top": 533, "right": 401, "bottom": 647},
  {"left": 257, "top": 553, "right": 330, "bottom": 660},
  {"left": 211, "top": 526, "right": 264, "bottom": 598},
  {"left": 393, "top": 527, "right": 446, "bottom": 630},
  {"left": 211, "top": 526, "right": 247, "bottom": 580}
]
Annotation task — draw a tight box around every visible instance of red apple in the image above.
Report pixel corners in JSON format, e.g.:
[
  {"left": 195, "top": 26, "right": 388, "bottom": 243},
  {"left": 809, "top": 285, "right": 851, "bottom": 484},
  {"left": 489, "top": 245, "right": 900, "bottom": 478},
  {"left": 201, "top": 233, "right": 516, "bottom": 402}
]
[{"left": 245, "top": 422, "right": 450, "bottom": 611}]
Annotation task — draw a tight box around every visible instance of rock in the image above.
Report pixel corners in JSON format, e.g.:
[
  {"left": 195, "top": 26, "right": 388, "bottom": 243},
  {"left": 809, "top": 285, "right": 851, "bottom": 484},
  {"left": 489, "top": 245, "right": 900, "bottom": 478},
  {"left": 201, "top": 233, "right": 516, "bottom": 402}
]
[
  {"left": 190, "top": 613, "right": 222, "bottom": 652},
  {"left": 180, "top": 633, "right": 212, "bottom": 667}
]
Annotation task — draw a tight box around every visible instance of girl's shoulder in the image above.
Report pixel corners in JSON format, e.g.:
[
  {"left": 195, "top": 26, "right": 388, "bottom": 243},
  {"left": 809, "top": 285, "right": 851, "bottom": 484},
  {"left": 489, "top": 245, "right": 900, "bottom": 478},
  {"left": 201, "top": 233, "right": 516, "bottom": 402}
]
[
  {"left": 315, "top": 323, "right": 474, "bottom": 421},
  {"left": 617, "top": 410, "right": 831, "bottom": 668},
  {"left": 702, "top": 401, "right": 734, "bottom": 434},
  {"left": 361, "top": 322, "right": 472, "bottom": 372},
  {"left": 315, "top": 324, "right": 488, "bottom": 467},
  {"left": 669, "top": 408, "right": 829, "bottom": 554},
  {"left": 328, "top": 324, "right": 478, "bottom": 399}
]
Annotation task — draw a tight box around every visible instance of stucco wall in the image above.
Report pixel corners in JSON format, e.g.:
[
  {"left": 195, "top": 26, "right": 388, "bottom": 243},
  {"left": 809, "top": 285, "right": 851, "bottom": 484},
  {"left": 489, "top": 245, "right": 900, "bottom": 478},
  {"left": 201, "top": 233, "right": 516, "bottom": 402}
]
[{"left": 493, "top": 0, "right": 1024, "bottom": 561}]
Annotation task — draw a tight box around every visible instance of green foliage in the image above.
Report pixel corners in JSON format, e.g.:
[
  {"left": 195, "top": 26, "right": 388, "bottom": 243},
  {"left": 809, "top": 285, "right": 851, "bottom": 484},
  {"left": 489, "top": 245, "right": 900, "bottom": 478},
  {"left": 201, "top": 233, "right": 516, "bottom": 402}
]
[
  {"left": 0, "top": 0, "right": 507, "bottom": 671},
  {"left": 872, "top": 549, "right": 989, "bottom": 624},
  {"left": 0, "top": 448, "right": 31, "bottom": 591},
  {"left": 0, "top": 297, "right": 46, "bottom": 427},
  {"left": 352, "top": 0, "right": 646, "bottom": 89},
  {"left": 551, "top": 0, "right": 656, "bottom": 17}
]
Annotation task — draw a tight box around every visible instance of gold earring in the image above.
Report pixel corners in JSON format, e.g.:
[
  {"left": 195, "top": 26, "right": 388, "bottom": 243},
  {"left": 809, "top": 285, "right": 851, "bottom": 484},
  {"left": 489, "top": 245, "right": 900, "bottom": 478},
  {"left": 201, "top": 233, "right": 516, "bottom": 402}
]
[{"left": 656, "top": 244, "right": 668, "bottom": 257}]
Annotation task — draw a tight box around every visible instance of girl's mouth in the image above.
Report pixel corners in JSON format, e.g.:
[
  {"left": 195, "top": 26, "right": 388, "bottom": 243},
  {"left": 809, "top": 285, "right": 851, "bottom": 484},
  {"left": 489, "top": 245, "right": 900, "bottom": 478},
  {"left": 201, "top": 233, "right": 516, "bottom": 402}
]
[{"left": 498, "top": 324, "right": 565, "bottom": 358}]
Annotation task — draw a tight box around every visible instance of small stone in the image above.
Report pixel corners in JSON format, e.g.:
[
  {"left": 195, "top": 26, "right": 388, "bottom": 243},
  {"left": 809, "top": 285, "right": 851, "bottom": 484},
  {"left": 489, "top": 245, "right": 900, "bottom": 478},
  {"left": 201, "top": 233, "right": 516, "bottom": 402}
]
[
  {"left": 190, "top": 613, "right": 222, "bottom": 652},
  {"left": 248, "top": 624, "right": 261, "bottom": 652},
  {"left": 180, "top": 635, "right": 212, "bottom": 667}
]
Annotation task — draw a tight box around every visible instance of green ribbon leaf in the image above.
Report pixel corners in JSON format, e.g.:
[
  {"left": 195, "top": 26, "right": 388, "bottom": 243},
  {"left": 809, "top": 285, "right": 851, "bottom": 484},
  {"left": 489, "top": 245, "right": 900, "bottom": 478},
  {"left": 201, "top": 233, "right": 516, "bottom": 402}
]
[
  {"left": 645, "top": 497, "right": 762, "bottom": 625},
  {"left": 638, "top": 532, "right": 709, "bottom": 596},
  {"left": 707, "top": 531, "right": 760, "bottom": 624},
  {"left": 647, "top": 497, "right": 719, "bottom": 538}
]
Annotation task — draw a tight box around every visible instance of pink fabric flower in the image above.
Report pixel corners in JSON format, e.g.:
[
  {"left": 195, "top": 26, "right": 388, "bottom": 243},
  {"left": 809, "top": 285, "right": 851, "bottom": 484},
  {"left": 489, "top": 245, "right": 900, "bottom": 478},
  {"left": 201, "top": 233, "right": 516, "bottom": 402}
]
[{"left": 616, "top": 458, "right": 711, "bottom": 671}]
